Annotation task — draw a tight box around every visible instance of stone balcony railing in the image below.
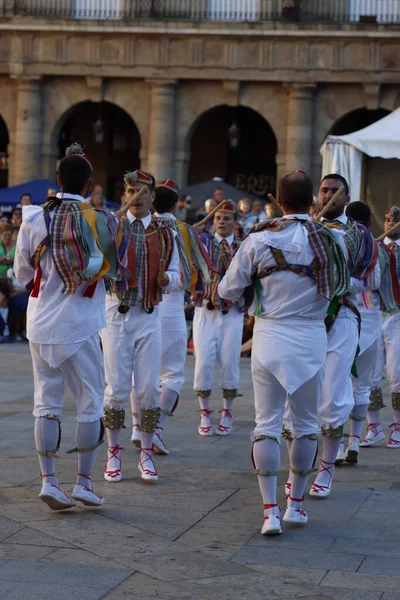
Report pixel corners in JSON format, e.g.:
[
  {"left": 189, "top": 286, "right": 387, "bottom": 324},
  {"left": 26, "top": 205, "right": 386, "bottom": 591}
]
[{"left": 0, "top": 0, "right": 399, "bottom": 24}]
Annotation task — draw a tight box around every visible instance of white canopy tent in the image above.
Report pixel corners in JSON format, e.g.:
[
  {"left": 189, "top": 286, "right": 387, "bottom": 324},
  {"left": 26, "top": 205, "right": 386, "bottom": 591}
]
[{"left": 320, "top": 108, "right": 400, "bottom": 201}]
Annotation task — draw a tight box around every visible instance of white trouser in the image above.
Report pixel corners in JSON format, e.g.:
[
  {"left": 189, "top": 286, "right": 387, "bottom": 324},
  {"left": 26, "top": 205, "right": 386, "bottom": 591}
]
[
  {"left": 382, "top": 313, "right": 400, "bottom": 393},
  {"left": 31, "top": 334, "right": 104, "bottom": 422},
  {"left": 318, "top": 314, "right": 359, "bottom": 429},
  {"left": 353, "top": 336, "right": 381, "bottom": 406},
  {"left": 102, "top": 299, "right": 161, "bottom": 410},
  {"left": 252, "top": 354, "right": 324, "bottom": 442},
  {"left": 371, "top": 330, "right": 385, "bottom": 389},
  {"left": 159, "top": 292, "right": 187, "bottom": 395},
  {"left": 193, "top": 304, "right": 243, "bottom": 391}
]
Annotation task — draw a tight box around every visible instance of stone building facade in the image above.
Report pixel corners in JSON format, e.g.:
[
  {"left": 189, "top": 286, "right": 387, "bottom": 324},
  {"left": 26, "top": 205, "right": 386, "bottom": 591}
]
[{"left": 0, "top": 4, "right": 400, "bottom": 200}]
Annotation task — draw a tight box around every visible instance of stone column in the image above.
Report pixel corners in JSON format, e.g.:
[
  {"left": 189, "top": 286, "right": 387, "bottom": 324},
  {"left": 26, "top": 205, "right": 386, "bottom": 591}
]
[
  {"left": 146, "top": 80, "right": 176, "bottom": 182},
  {"left": 174, "top": 150, "right": 190, "bottom": 188},
  {"left": 11, "top": 76, "right": 43, "bottom": 185},
  {"left": 284, "top": 83, "right": 316, "bottom": 176}
]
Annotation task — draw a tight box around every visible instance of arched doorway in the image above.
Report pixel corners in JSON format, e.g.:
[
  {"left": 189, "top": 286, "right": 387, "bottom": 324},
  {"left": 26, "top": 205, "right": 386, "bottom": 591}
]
[
  {"left": 328, "top": 108, "right": 390, "bottom": 136},
  {"left": 0, "top": 115, "right": 9, "bottom": 189},
  {"left": 188, "top": 105, "right": 277, "bottom": 197},
  {"left": 58, "top": 101, "right": 140, "bottom": 204}
]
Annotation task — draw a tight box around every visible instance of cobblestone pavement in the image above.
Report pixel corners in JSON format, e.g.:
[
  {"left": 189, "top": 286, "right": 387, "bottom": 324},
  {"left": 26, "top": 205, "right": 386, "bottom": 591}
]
[{"left": 0, "top": 343, "right": 399, "bottom": 600}]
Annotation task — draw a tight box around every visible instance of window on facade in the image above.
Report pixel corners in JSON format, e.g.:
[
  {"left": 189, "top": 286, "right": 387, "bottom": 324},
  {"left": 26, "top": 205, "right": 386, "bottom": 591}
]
[
  {"left": 73, "top": 0, "right": 122, "bottom": 19},
  {"left": 207, "top": 0, "right": 260, "bottom": 21},
  {"left": 349, "top": 0, "right": 400, "bottom": 23}
]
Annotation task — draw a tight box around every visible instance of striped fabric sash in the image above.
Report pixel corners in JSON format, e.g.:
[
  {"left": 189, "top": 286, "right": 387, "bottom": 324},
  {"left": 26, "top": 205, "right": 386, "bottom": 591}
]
[
  {"left": 116, "top": 219, "right": 174, "bottom": 310},
  {"left": 368, "top": 242, "right": 400, "bottom": 313},
  {"left": 194, "top": 233, "right": 241, "bottom": 310}
]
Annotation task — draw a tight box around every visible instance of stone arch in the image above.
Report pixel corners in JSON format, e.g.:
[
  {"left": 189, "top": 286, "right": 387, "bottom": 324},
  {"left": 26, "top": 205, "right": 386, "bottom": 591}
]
[
  {"left": 327, "top": 107, "right": 390, "bottom": 136},
  {"left": 187, "top": 104, "right": 278, "bottom": 197},
  {"left": 52, "top": 100, "right": 141, "bottom": 203}
]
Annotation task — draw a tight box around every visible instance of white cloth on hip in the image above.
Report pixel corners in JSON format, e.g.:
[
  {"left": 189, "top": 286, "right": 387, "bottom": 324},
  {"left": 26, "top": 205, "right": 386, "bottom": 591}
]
[
  {"left": 193, "top": 304, "right": 243, "bottom": 391},
  {"left": 31, "top": 334, "right": 104, "bottom": 422},
  {"left": 102, "top": 298, "right": 161, "bottom": 410},
  {"left": 14, "top": 194, "right": 106, "bottom": 345}
]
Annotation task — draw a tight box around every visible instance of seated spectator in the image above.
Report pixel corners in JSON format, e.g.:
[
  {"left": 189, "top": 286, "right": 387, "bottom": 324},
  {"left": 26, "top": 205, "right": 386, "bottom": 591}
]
[
  {"left": 11, "top": 208, "right": 22, "bottom": 243},
  {"left": 0, "top": 224, "right": 16, "bottom": 277},
  {"left": 264, "top": 202, "right": 277, "bottom": 219},
  {"left": 237, "top": 198, "right": 252, "bottom": 227},
  {"left": 0, "top": 276, "right": 29, "bottom": 342},
  {"left": 89, "top": 192, "right": 105, "bottom": 208},
  {"left": 20, "top": 193, "right": 32, "bottom": 206}
]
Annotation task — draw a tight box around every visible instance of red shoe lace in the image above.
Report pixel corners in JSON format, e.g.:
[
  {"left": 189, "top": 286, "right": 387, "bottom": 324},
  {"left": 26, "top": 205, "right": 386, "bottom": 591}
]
[
  {"left": 105, "top": 445, "right": 124, "bottom": 479},
  {"left": 388, "top": 423, "right": 400, "bottom": 445},
  {"left": 288, "top": 496, "right": 307, "bottom": 516},
  {"left": 77, "top": 473, "right": 103, "bottom": 499},
  {"left": 263, "top": 503, "right": 281, "bottom": 522},
  {"left": 198, "top": 409, "right": 214, "bottom": 433},
  {"left": 360, "top": 423, "right": 381, "bottom": 443},
  {"left": 140, "top": 448, "right": 157, "bottom": 477},
  {"left": 217, "top": 409, "right": 233, "bottom": 433},
  {"left": 311, "top": 460, "right": 334, "bottom": 492},
  {"left": 40, "top": 473, "right": 64, "bottom": 493}
]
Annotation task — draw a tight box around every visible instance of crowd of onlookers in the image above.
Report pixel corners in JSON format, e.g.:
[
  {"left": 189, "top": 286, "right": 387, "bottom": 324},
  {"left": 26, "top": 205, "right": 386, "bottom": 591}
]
[{"left": 0, "top": 183, "right": 292, "bottom": 346}]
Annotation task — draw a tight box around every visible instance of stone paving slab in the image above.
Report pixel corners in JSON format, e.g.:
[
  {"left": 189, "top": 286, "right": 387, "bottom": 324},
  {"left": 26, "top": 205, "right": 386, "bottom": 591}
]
[{"left": 1, "top": 345, "right": 400, "bottom": 599}]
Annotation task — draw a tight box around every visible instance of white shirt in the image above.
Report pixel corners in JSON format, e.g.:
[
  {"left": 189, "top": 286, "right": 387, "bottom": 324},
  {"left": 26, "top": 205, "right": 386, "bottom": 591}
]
[
  {"left": 384, "top": 236, "right": 400, "bottom": 247},
  {"left": 218, "top": 214, "right": 329, "bottom": 320},
  {"left": 14, "top": 193, "right": 106, "bottom": 344},
  {"left": 125, "top": 211, "right": 181, "bottom": 297}
]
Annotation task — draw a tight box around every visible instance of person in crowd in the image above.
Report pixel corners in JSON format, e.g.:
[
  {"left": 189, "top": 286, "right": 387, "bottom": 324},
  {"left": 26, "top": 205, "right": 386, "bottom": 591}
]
[
  {"left": 264, "top": 202, "right": 277, "bottom": 220},
  {"left": 47, "top": 188, "right": 57, "bottom": 200},
  {"left": 175, "top": 195, "right": 188, "bottom": 221},
  {"left": 0, "top": 274, "right": 29, "bottom": 342},
  {"left": 237, "top": 198, "right": 252, "bottom": 227},
  {"left": 244, "top": 199, "right": 266, "bottom": 234},
  {"left": 0, "top": 223, "right": 16, "bottom": 277},
  {"left": 0, "top": 287, "right": 8, "bottom": 342},
  {"left": 0, "top": 215, "right": 10, "bottom": 225},
  {"left": 213, "top": 187, "right": 225, "bottom": 204},
  {"left": 20, "top": 193, "right": 32, "bottom": 206},
  {"left": 11, "top": 208, "right": 22, "bottom": 243},
  {"left": 89, "top": 192, "right": 105, "bottom": 208}
]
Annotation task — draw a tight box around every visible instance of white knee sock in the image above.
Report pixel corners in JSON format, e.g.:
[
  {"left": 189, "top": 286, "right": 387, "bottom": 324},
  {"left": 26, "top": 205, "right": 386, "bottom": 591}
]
[
  {"left": 130, "top": 389, "right": 141, "bottom": 429},
  {"left": 105, "top": 428, "right": 122, "bottom": 473},
  {"left": 253, "top": 438, "right": 280, "bottom": 513},
  {"left": 158, "top": 388, "right": 178, "bottom": 431},
  {"left": 289, "top": 438, "right": 317, "bottom": 505},
  {"left": 314, "top": 437, "right": 340, "bottom": 487},
  {"left": 367, "top": 409, "right": 381, "bottom": 426},
  {"left": 140, "top": 432, "right": 154, "bottom": 451},
  {"left": 393, "top": 409, "right": 400, "bottom": 425},
  {"left": 285, "top": 439, "right": 293, "bottom": 485},
  {"left": 350, "top": 405, "right": 369, "bottom": 439},
  {"left": 222, "top": 398, "right": 234, "bottom": 411},
  {"left": 34, "top": 417, "right": 59, "bottom": 487},
  {"left": 75, "top": 421, "right": 101, "bottom": 487},
  {"left": 198, "top": 396, "right": 210, "bottom": 411}
]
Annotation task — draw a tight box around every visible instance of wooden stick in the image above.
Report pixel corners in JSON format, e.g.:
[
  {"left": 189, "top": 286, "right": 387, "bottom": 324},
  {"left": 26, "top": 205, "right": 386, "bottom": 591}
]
[
  {"left": 267, "top": 193, "right": 282, "bottom": 217},
  {"left": 376, "top": 220, "right": 400, "bottom": 242},
  {"left": 315, "top": 186, "right": 345, "bottom": 222},
  {"left": 194, "top": 199, "right": 236, "bottom": 229},
  {"left": 115, "top": 186, "right": 147, "bottom": 219}
]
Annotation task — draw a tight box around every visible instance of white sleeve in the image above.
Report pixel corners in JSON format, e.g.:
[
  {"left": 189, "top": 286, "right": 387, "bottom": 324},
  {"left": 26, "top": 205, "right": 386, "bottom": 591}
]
[
  {"left": 14, "top": 222, "right": 35, "bottom": 288},
  {"left": 161, "top": 236, "right": 181, "bottom": 292},
  {"left": 218, "top": 237, "right": 257, "bottom": 302},
  {"left": 349, "top": 259, "right": 381, "bottom": 294}
]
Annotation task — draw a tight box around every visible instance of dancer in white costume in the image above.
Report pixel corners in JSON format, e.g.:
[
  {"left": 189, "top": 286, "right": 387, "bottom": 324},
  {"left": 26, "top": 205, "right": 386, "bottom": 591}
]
[
  {"left": 102, "top": 170, "right": 180, "bottom": 484},
  {"left": 14, "top": 147, "right": 127, "bottom": 510},
  {"left": 303, "top": 175, "right": 379, "bottom": 499},
  {"left": 192, "top": 201, "right": 243, "bottom": 437},
  {"left": 335, "top": 202, "right": 383, "bottom": 464},
  {"left": 219, "top": 172, "right": 348, "bottom": 535},
  {"left": 361, "top": 206, "right": 400, "bottom": 449},
  {"left": 130, "top": 179, "right": 214, "bottom": 453}
]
